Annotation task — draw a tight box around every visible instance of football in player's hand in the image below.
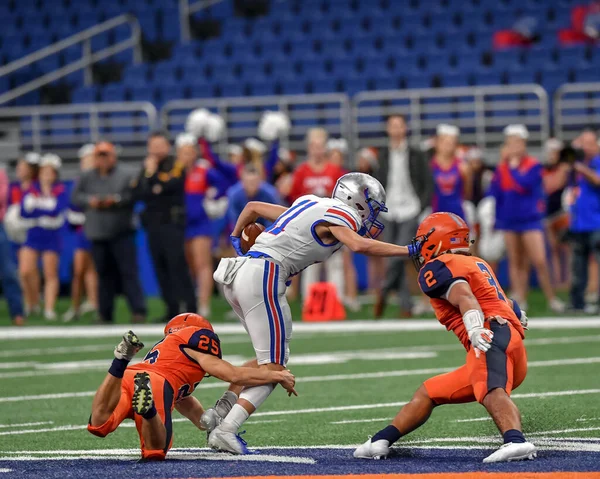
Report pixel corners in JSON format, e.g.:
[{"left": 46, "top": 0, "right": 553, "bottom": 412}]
[{"left": 241, "top": 222, "right": 265, "bottom": 254}]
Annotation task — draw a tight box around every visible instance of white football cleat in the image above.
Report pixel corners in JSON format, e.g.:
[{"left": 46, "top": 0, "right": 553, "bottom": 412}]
[
  {"left": 208, "top": 425, "right": 249, "bottom": 455},
  {"left": 353, "top": 437, "right": 390, "bottom": 459},
  {"left": 483, "top": 442, "right": 537, "bottom": 463}
]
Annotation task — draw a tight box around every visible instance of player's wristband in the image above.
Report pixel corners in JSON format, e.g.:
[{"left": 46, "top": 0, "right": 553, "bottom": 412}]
[
  {"left": 463, "top": 309, "right": 485, "bottom": 336},
  {"left": 511, "top": 299, "right": 522, "bottom": 320}
]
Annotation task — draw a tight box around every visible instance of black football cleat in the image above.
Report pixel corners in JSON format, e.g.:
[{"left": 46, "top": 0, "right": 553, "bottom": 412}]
[{"left": 132, "top": 372, "right": 154, "bottom": 417}]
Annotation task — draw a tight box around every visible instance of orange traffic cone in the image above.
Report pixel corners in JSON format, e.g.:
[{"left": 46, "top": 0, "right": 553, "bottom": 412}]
[{"left": 302, "top": 282, "right": 346, "bottom": 322}]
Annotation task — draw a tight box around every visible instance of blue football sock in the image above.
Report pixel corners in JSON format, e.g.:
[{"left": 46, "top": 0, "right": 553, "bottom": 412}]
[
  {"left": 142, "top": 404, "right": 157, "bottom": 420},
  {"left": 372, "top": 425, "right": 402, "bottom": 445},
  {"left": 503, "top": 429, "right": 526, "bottom": 444},
  {"left": 108, "top": 358, "right": 128, "bottom": 379}
]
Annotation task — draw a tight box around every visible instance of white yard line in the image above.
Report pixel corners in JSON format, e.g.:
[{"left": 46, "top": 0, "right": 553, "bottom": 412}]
[
  {"left": 454, "top": 417, "right": 493, "bottom": 423},
  {"left": 0, "top": 425, "right": 88, "bottom": 436},
  {"left": 330, "top": 417, "right": 391, "bottom": 425},
  {"left": 3, "top": 357, "right": 600, "bottom": 402},
  {"left": 3, "top": 317, "right": 600, "bottom": 340},
  {"left": 529, "top": 426, "right": 600, "bottom": 436},
  {"left": 0, "top": 421, "right": 53, "bottom": 429}
]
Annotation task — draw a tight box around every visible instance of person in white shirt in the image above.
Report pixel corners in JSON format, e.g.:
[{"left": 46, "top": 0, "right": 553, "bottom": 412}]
[{"left": 373, "top": 114, "right": 433, "bottom": 318}]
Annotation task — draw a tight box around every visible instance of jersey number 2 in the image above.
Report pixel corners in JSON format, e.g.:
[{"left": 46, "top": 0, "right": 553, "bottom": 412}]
[{"left": 477, "top": 262, "right": 506, "bottom": 301}]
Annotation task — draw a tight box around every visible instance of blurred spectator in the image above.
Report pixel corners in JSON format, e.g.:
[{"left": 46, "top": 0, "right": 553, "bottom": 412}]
[
  {"left": 72, "top": 141, "right": 146, "bottom": 324},
  {"left": 9, "top": 152, "right": 39, "bottom": 314},
  {"left": 289, "top": 128, "right": 345, "bottom": 201},
  {"left": 135, "top": 131, "right": 196, "bottom": 321},
  {"left": 178, "top": 133, "right": 228, "bottom": 318},
  {"left": 0, "top": 164, "right": 24, "bottom": 325},
  {"left": 228, "top": 164, "right": 281, "bottom": 228},
  {"left": 431, "top": 124, "right": 472, "bottom": 220},
  {"left": 64, "top": 144, "right": 98, "bottom": 322},
  {"left": 489, "top": 125, "right": 563, "bottom": 312},
  {"left": 326, "top": 138, "right": 349, "bottom": 170},
  {"left": 19, "top": 154, "right": 67, "bottom": 320},
  {"left": 562, "top": 129, "right": 600, "bottom": 312},
  {"left": 227, "top": 144, "right": 244, "bottom": 167},
  {"left": 493, "top": 16, "right": 540, "bottom": 48},
  {"left": 356, "top": 147, "right": 379, "bottom": 176},
  {"left": 559, "top": 1, "right": 600, "bottom": 44},
  {"left": 374, "top": 114, "right": 432, "bottom": 318},
  {"left": 465, "top": 147, "right": 494, "bottom": 206},
  {"left": 542, "top": 138, "right": 571, "bottom": 291},
  {"left": 290, "top": 128, "right": 345, "bottom": 299}
]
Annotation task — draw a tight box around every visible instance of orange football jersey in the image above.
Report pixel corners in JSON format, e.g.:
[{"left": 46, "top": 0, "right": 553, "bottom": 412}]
[
  {"left": 129, "top": 326, "right": 222, "bottom": 402},
  {"left": 418, "top": 253, "right": 525, "bottom": 350}
]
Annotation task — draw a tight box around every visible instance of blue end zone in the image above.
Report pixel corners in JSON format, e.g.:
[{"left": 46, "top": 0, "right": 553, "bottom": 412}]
[{"left": 1, "top": 448, "right": 599, "bottom": 479}]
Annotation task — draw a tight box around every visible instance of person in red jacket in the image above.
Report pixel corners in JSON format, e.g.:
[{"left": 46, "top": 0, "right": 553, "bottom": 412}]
[{"left": 289, "top": 128, "right": 345, "bottom": 202}]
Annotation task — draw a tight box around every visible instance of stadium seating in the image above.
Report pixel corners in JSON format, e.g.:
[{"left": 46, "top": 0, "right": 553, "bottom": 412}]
[{"left": 0, "top": 0, "right": 597, "bottom": 110}]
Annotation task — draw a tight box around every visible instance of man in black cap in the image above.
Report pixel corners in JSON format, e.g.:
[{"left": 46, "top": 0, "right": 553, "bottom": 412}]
[{"left": 134, "top": 131, "right": 196, "bottom": 321}]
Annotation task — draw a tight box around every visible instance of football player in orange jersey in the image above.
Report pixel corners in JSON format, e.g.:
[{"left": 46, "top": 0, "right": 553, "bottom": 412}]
[
  {"left": 355, "top": 212, "right": 536, "bottom": 463},
  {"left": 87, "top": 313, "right": 296, "bottom": 461}
]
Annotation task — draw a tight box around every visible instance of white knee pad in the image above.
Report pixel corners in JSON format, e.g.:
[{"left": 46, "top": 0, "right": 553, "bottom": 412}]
[{"left": 239, "top": 384, "right": 275, "bottom": 410}]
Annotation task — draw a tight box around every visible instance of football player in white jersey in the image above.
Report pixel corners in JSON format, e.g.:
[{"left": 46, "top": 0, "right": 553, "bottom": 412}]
[{"left": 204, "top": 172, "right": 421, "bottom": 454}]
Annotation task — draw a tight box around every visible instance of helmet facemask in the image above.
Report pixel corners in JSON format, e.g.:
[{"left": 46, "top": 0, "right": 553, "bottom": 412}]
[
  {"left": 410, "top": 227, "right": 435, "bottom": 272},
  {"left": 357, "top": 187, "right": 388, "bottom": 239}
]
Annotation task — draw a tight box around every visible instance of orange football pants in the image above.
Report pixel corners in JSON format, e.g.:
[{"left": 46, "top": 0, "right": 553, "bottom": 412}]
[
  {"left": 424, "top": 321, "right": 527, "bottom": 404},
  {"left": 87, "top": 369, "right": 175, "bottom": 460}
]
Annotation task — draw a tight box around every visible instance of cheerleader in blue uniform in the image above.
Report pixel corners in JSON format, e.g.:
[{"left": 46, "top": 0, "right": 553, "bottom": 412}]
[
  {"left": 430, "top": 124, "right": 472, "bottom": 219},
  {"left": 9, "top": 152, "right": 40, "bottom": 314},
  {"left": 19, "top": 154, "right": 68, "bottom": 320},
  {"left": 63, "top": 144, "right": 98, "bottom": 322},
  {"left": 178, "top": 134, "right": 229, "bottom": 317}
]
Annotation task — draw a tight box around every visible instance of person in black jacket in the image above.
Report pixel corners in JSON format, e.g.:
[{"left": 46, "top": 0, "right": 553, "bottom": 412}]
[
  {"left": 373, "top": 114, "right": 433, "bottom": 318},
  {"left": 134, "top": 131, "right": 196, "bottom": 321}
]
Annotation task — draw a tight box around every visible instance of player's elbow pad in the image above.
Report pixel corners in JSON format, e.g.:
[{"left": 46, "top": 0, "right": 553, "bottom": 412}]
[{"left": 463, "top": 309, "right": 485, "bottom": 337}]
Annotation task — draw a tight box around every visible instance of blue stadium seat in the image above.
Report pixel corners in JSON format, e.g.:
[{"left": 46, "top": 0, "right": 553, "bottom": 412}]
[
  {"left": 405, "top": 73, "right": 432, "bottom": 89},
  {"left": 159, "top": 86, "right": 186, "bottom": 103},
  {"left": 102, "top": 84, "right": 128, "bottom": 102},
  {"left": 187, "top": 84, "right": 215, "bottom": 99},
  {"left": 310, "top": 78, "right": 338, "bottom": 94},
  {"left": 442, "top": 72, "right": 471, "bottom": 88},
  {"left": 473, "top": 70, "right": 504, "bottom": 86},
  {"left": 507, "top": 68, "right": 538, "bottom": 85},
  {"left": 342, "top": 78, "right": 370, "bottom": 96},
  {"left": 248, "top": 81, "right": 276, "bottom": 96},
  {"left": 557, "top": 46, "right": 590, "bottom": 69},
  {"left": 71, "top": 87, "right": 98, "bottom": 104}
]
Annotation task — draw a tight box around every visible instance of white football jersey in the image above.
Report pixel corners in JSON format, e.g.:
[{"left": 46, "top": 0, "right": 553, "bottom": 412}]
[{"left": 249, "top": 195, "right": 362, "bottom": 277}]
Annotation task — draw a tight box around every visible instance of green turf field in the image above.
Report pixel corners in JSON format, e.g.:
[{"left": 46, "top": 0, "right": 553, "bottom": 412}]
[{"left": 0, "top": 313, "right": 599, "bottom": 459}]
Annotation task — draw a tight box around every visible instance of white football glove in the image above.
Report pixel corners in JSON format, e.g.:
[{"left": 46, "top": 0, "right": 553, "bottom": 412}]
[
  {"left": 468, "top": 327, "right": 494, "bottom": 358},
  {"left": 519, "top": 309, "right": 529, "bottom": 330}
]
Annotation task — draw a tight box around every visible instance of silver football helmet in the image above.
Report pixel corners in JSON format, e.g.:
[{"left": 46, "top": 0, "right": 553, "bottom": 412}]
[{"left": 332, "top": 172, "right": 388, "bottom": 238}]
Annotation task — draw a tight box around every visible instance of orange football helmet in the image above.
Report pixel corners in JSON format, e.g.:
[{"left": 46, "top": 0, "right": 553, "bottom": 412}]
[
  {"left": 163, "top": 313, "right": 213, "bottom": 336},
  {"left": 412, "top": 212, "right": 471, "bottom": 270}
]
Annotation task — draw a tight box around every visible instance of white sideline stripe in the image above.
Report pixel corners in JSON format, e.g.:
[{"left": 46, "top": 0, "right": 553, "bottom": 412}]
[
  {"left": 3, "top": 358, "right": 600, "bottom": 402},
  {"left": 330, "top": 417, "right": 391, "bottom": 425},
  {"left": 3, "top": 441, "right": 600, "bottom": 461},
  {"left": 0, "top": 421, "right": 53, "bottom": 429},
  {"left": 0, "top": 469, "right": 13, "bottom": 473},
  {"left": 3, "top": 317, "right": 600, "bottom": 340},
  {"left": 577, "top": 417, "right": 600, "bottom": 422},
  {"left": 0, "top": 344, "right": 116, "bottom": 359}
]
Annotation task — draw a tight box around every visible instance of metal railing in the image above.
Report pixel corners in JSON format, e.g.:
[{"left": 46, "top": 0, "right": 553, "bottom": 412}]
[
  {"left": 161, "top": 93, "right": 351, "bottom": 157},
  {"left": 554, "top": 82, "right": 600, "bottom": 142},
  {"left": 0, "top": 102, "right": 157, "bottom": 175},
  {"left": 179, "top": 0, "right": 226, "bottom": 43},
  {"left": 0, "top": 14, "right": 142, "bottom": 106},
  {"left": 353, "top": 84, "right": 550, "bottom": 154}
]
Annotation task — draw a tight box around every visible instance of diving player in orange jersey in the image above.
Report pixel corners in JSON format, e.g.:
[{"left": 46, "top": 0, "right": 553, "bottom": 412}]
[
  {"left": 87, "top": 313, "right": 296, "bottom": 461},
  {"left": 354, "top": 212, "right": 537, "bottom": 463}
]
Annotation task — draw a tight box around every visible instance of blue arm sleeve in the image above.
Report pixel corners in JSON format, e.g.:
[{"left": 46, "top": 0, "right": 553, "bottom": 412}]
[{"left": 264, "top": 139, "right": 280, "bottom": 181}]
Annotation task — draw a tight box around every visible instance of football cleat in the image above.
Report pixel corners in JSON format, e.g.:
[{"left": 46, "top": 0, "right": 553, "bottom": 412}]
[
  {"left": 132, "top": 372, "right": 154, "bottom": 416},
  {"left": 208, "top": 425, "right": 249, "bottom": 455},
  {"left": 353, "top": 437, "right": 390, "bottom": 459},
  {"left": 114, "top": 330, "right": 144, "bottom": 361},
  {"left": 483, "top": 442, "right": 537, "bottom": 463}
]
